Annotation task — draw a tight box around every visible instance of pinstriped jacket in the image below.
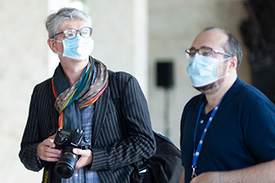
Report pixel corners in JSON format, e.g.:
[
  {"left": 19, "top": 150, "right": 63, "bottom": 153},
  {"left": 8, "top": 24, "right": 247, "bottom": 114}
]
[{"left": 19, "top": 71, "right": 156, "bottom": 183}]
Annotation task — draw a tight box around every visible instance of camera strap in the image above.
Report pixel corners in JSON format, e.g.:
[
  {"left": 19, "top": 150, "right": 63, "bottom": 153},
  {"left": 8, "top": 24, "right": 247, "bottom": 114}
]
[{"left": 42, "top": 162, "right": 61, "bottom": 183}]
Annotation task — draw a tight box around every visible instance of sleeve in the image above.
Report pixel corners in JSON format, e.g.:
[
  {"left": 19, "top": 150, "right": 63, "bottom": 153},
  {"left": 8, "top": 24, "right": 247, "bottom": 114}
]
[
  {"left": 90, "top": 73, "right": 156, "bottom": 170},
  {"left": 180, "top": 95, "right": 201, "bottom": 167},
  {"left": 180, "top": 104, "right": 187, "bottom": 167},
  {"left": 243, "top": 96, "right": 275, "bottom": 162},
  {"left": 19, "top": 86, "right": 45, "bottom": 171}
]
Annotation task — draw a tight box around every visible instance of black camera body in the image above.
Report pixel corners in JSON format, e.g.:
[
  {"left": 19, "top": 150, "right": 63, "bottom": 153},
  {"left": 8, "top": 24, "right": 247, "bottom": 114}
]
[{"left": 54, "top": 129, "right": 91, "bottom": 178}]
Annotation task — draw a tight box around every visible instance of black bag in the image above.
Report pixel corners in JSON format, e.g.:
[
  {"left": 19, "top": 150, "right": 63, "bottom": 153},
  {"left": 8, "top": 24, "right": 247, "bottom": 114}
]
[
  {"left": 131, "top": 132, "right": 183, "bottom": 183},
  {"left": 109, "top": 71, "right": 183, "bottom": 183}
]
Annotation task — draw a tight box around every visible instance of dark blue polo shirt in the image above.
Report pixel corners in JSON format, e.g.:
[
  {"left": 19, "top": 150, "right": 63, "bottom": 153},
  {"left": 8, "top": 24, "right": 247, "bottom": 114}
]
[{"left": 180, "top": 79, "right": 275, "bottom": 183}]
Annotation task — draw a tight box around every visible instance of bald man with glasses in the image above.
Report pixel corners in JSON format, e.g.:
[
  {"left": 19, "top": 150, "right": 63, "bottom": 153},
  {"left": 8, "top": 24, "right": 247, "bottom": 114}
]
[{"left": 180, "top": 27, "right": 275, "bottom": 183}]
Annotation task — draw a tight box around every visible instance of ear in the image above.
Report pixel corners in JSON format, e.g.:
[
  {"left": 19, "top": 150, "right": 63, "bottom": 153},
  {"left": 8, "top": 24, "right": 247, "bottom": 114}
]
[
  {"left": 47, "top": 38, "right": 58, "bottom": 53},
  {"left": 229, "top": 56, "right": 238, "bottom": 71}
]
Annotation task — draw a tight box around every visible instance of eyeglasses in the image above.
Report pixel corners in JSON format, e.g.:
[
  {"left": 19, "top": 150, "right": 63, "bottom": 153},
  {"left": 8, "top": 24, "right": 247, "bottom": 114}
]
[
  {"left": 185, "top": 47, "right": 232, "bottom": 59},
  {"left": 51, "top": 27, "right": 93, "bottom": 39}
]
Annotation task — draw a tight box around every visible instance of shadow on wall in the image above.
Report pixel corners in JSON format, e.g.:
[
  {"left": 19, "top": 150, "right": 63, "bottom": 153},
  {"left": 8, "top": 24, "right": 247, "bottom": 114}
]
[{"left": 240, "top": 0, "right": 275, "bottom": 103}]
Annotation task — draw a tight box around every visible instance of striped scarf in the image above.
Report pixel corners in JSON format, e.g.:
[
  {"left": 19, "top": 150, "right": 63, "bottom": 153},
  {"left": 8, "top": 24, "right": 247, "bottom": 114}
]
[{"left": 52, "top": 57, "right": 108, "bottom": 130}]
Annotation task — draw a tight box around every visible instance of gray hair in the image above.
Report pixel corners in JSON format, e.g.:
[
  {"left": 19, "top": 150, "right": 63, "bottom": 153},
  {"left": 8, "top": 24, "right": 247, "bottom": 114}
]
[
  {"left": 203, "top": 27, "right": 243, "bottom": 71},
  {"left": 45, "top": 7, "right": 92, "bottom": 38}
]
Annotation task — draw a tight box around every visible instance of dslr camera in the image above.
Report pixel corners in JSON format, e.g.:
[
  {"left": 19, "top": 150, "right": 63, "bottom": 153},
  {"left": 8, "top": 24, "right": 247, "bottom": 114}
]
[{"left": 54, "top": 129, "right": 91, "bottom": 178}]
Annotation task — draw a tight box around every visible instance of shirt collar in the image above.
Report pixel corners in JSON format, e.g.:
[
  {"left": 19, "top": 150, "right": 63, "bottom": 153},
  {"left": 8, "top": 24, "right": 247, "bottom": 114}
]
[{"left": 195, "top": 78, "right": 244, "bottom": 110}]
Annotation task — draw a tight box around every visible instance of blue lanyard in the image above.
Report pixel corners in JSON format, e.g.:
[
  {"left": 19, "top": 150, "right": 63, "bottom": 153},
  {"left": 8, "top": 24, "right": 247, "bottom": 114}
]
[{"left": 191, "top": 100, "right": 221, "bottom": 179}]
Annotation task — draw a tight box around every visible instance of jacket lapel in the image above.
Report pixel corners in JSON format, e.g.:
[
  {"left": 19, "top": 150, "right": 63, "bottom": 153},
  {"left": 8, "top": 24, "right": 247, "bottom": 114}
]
[{"left": 92, "top": 86, "right": 110, "bottom": 146}]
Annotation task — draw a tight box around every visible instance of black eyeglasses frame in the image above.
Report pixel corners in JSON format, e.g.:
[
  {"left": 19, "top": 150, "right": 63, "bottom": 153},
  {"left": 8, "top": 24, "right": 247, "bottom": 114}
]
[{"left": 50, "top": 27, "right": 93, "bottom": 39}]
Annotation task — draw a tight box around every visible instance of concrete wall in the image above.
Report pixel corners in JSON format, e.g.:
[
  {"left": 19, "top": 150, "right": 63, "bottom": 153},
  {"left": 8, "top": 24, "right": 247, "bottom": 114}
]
[
  {"left": 86, "top": 0, "right": 149, "bottom": 95},
  {"left": 0, "top": 0, "right": 249, "bottom": 182},
  {"left": 0, "top": 1, "right": 48, "bottom": 182}
]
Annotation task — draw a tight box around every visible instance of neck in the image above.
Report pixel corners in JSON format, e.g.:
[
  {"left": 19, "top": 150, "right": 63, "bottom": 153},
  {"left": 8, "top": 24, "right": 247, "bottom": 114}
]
[
  {"left": 204, "top": 74, "right": 237, "bottom": 114},
  {"left": 60, "top": 58, "right": 89, "bottom": 86}
]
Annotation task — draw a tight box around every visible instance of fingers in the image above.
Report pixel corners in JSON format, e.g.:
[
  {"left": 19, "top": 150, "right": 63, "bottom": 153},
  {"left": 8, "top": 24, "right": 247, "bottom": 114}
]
[
  {"left": 37, "top": 136, "right": 62, "bottom": 162},
  {"left": 43, "top": 138, "right": 55, "bottom": 148},
  {"left": 48, "top": 133, "right": 57, "bottom": 140},
  {"left": 73, "top": 148, "right": 91, "bottom": 156},
  {"left": 73, "top": 148, "right": 93, "bottom": 170}
]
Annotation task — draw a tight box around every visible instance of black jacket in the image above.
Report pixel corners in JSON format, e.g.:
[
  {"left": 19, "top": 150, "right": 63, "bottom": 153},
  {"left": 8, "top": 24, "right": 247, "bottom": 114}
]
[{"left": 19, "top": 71, "right": 156, "bottom": 183}]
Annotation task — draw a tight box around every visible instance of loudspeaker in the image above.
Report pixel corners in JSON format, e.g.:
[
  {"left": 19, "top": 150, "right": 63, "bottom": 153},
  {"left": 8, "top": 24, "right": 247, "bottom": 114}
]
[{"left": 156, "top": 61, "right": 174, "bottom": 88}]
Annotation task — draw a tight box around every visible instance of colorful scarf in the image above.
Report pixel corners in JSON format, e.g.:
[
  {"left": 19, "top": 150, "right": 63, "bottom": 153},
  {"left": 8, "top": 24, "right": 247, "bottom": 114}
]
[{"left": 52, "top": 57, "right": 109, "bottom": 130}]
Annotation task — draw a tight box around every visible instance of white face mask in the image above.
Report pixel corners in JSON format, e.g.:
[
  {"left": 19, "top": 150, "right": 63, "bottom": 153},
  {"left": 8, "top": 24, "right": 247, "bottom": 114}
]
[
  {"left": 56, "top": 35, "right": 94, "bottom": 60},
  {"left": 186, "top": 54, "right": 229, "bottom": 87}
]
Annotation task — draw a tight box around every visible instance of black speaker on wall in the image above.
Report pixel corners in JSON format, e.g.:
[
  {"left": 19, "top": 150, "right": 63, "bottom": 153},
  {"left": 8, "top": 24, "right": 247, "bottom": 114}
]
[{"left": 156, "top": 61, "right": 174, "bottom": 88}]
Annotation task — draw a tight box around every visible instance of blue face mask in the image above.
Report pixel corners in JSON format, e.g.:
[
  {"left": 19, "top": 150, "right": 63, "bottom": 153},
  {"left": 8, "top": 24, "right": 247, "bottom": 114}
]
[
  {"left": 57, "top": 35, "right": 94, "bottom": 60},
  {"left": 186, "top": 54, "right": 228, "bottom": 87}
]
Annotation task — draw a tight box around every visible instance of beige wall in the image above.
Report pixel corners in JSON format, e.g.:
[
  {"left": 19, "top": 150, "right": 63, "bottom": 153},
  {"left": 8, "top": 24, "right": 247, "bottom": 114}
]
[
  {"left": 0, "top": 0, "right": 249, "bottom": 182},
  {"left": 87, "top": 0, "right": 149, "bottom": 95},
  {"left": 0, "top": 1, "right": 48, "bottom": 182}
]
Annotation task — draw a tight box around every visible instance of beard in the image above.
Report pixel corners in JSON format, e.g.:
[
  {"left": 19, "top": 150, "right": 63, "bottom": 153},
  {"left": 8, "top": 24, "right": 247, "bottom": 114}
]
[{"left": 194, "top": 78, "right": 225, "bottom": 95}]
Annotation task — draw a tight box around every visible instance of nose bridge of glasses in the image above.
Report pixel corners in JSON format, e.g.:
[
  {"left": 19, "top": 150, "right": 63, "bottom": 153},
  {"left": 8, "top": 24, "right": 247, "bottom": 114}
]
[
  {"left": 189, "top": 48, "right": 204, "bottom": 56},
  {"left": 74, "top": 29, "right": 81, "bottom": 36},
  {"left": 68, "top": 28, "right": 86, "bottom": 38},
  {"left": 195, "top": 48, "right": 202, "bottom": 55},
  {"left": 196, "top": 48, "right": 215, "bottom": 56},
  {"left": 185, "top": 48, "right": 198, "bottom": 59},
  {"left": 189, "top": 48, "right": 203, "bottom": 54},
  {"left": 69, "top": 28, "right": 81, "bottom": 34}
]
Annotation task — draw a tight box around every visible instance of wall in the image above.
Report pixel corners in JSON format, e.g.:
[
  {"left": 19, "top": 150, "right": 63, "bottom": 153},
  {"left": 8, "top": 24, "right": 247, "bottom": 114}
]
[
  {"left": 86, "top": 0, "right": 149, "bottom": 95},
  {"left": 0, "top": 1, "right": 48, "bottom": 182}
]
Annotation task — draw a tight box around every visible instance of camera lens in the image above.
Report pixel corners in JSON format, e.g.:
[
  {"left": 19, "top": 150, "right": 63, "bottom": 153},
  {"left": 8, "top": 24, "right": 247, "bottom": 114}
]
[
  {"left": 54, "top": 147, "right": 79, "bottom": 178},
  {"left": 55, "top": 166, "right": 73, "bottom": 178}
]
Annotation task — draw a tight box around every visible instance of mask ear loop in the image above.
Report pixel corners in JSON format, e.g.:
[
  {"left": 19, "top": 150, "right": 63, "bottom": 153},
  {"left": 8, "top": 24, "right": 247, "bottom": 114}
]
[
  {"left": 218, "top": 72, "right": 229, "bottom": 80},
  {"left": 217, "top": 57, "right": 231, "bottom": 80},
  {"left": 53, "top": 39, "right": 64, "bottom": 57},
  {"left": 56, "top": 51, "right": 64, "bottom": 57}
]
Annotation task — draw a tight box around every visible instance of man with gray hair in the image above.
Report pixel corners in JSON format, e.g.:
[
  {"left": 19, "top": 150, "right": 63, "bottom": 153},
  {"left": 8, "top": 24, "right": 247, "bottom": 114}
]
[
  {"left": 19, "top": 7, "right": 155, "bottom": 183},
  {"left": 180, "top": 27, "right": 275, "bottom": 183}
]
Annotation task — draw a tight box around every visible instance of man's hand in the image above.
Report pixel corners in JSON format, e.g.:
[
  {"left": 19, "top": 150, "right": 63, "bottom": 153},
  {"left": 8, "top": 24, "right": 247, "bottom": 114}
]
[
  {"left": 190, "top": 172, "right": 220, "bottom": 183},
  {"left": 37, "top": 133, "right": 62, "bottom": 162},
  {"left": 73, "top": 148, "right": 93, "bottom": 170}
]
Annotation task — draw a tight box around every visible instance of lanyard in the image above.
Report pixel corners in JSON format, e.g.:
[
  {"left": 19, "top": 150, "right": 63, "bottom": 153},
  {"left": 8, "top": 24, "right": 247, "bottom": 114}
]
[{"left": 191, "top": 100, "right": 221, "bottom": 179}]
